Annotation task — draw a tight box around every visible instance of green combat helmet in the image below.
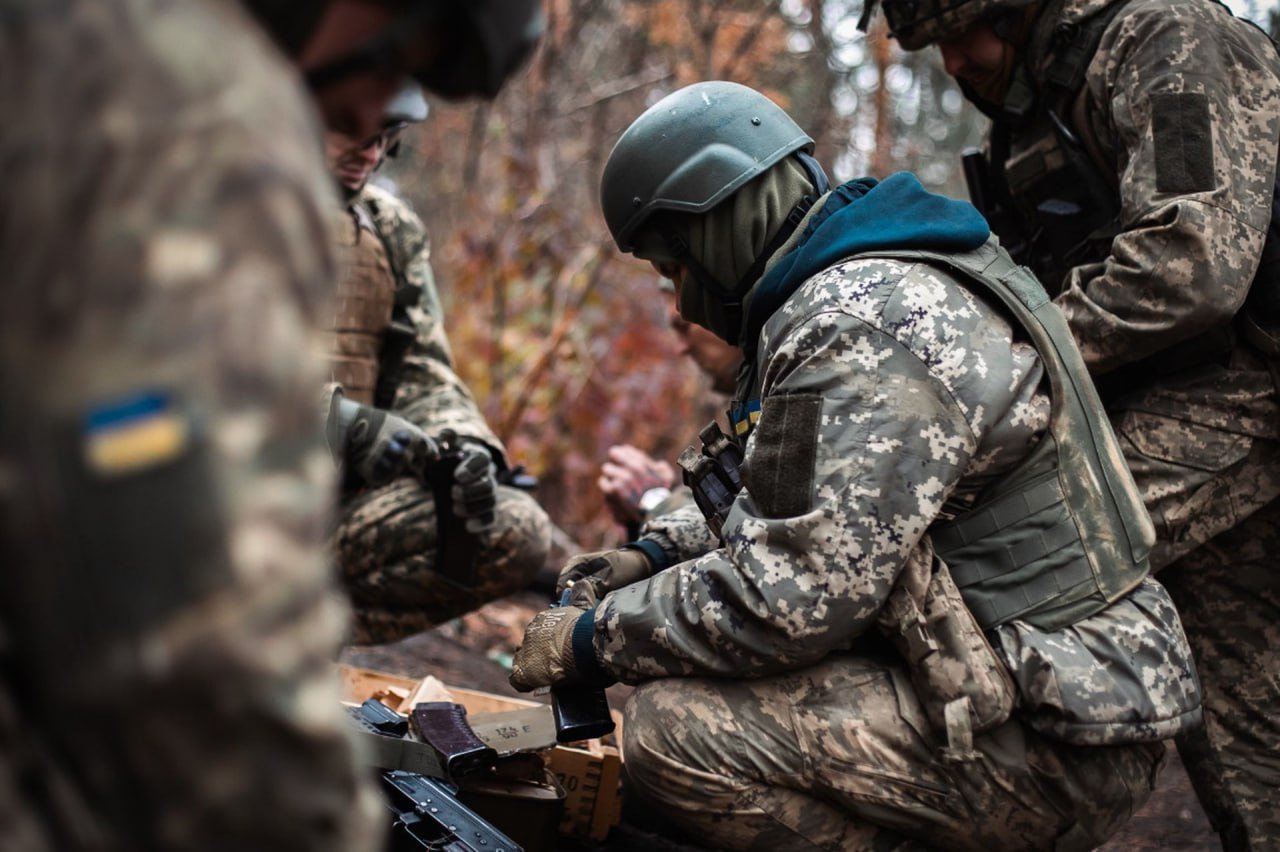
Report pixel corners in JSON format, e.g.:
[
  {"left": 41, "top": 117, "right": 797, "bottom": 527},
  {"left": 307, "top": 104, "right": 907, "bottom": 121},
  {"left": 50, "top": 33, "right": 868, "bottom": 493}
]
[
  {"left": 242, "top": 0, "right": 545, "bottom": 99},
  {"left": 858, "top": 0, "right": 1036, "bottom": 50},
  {"left": 600, "top": 81, "right": 830, "bottom": 342},
  {"left": 600, "top": 81, "right": 816, "bottom": 254}
]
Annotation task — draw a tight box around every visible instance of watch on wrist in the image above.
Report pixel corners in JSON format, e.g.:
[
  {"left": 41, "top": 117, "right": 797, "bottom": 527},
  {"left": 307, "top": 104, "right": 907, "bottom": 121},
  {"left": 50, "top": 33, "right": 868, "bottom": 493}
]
[{"left": 638, "top": 486, "right": 673, "bottom": 513}]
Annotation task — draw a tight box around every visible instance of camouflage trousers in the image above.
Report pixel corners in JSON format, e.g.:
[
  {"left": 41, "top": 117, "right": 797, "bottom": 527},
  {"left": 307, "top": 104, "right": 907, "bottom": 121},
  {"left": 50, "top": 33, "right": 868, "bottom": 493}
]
[
  {"left": 622, "top": 652, "right": 1164, "bottom": 851},
  {"left": 1159, "top": 498, "right": 1280, "bottom": 852},
  {"left": 1118, "top": 412, "right": 1280, "bottom": 851},
  {"left": 334, "top": 477, "right": 551, "bottom": 644}
]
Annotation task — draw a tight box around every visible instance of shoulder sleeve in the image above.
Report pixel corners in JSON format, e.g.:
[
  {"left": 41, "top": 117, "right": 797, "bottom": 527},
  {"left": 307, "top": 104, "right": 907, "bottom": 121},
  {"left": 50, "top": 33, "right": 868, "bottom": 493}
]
[
  {"left": 1055, "top": 2, "right": 1280, "bottom": 372},
  {"left": 0, "top": 9, "right": 378, "bottom": 845}
]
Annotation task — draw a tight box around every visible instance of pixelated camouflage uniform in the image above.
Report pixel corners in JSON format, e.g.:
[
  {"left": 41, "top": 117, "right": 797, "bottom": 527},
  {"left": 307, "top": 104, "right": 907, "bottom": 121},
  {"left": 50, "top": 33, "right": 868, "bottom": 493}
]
[
  {"left": 979, "top": 0, "right": 1280, "bottom": 844},
  {"left": 0, "top": 0, "right": 380, "bottom": 848},
  {"left": 599, "top": 231, "right": 1199, "bottom": 850},
  {"left": 329, "top": 184, "right": 550, "bottom": 644}
]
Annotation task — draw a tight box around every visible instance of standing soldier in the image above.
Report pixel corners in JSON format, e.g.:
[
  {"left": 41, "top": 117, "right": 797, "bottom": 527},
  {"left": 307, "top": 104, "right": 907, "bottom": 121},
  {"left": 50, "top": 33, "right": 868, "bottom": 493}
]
[
  {"left": 863, "top": 0, "right": 1280, "bottom": 845},
  {"left": 0, "top": 1, "right": 541, "bottom": 849},
  {"left": 513, "top": 81, "right": 1202, "bottom": 850},
  {"left": 323, "top": 85, "right": 552, "bottom": 643}
]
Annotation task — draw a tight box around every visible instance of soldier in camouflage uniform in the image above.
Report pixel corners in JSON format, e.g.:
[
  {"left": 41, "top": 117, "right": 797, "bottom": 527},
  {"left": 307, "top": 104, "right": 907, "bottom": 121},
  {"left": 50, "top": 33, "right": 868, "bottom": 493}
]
[
  {"left": 512, "top": 82, "right": 1203, "bottom": 850},
  {"left": 867, "top": 0, "right": 1280, "bottom": 844},
  {"left": 323, "top": 87, "right": 552, "bottom": 643},
  {"left": 0, "top": 1, "right": 541, "bottom": 848}
]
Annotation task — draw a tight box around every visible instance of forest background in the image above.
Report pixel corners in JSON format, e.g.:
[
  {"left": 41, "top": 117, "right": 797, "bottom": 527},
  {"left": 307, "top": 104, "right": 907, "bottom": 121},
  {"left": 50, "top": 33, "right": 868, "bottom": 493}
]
[{"left": 383, "top": 0, "right": 1278, "bottom": 552}]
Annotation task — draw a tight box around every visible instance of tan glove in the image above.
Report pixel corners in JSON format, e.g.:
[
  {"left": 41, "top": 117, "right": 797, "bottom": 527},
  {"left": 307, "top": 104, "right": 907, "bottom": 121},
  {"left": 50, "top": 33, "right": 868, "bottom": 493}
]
[
  {"left": 509, "top": 604, "right": 590, "bottom": 692},
  {"left": 555, "top": 547, "right": 654, "bottom": 601}
]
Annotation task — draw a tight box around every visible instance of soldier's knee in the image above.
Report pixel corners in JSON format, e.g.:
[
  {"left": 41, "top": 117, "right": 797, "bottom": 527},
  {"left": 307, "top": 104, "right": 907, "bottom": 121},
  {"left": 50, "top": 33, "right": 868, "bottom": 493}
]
[
  {"left": 480, "top": 486, "right": 552, "bottom": 581},
  {"left": 621, "top": 682, "right": 685, "bottom": 800}
]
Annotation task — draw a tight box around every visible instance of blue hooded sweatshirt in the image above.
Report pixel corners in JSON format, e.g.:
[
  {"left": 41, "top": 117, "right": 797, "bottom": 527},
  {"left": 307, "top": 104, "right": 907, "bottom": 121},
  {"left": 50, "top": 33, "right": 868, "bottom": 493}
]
[{"left": 741, "top": 171, "right": 991, "bottom": 357}]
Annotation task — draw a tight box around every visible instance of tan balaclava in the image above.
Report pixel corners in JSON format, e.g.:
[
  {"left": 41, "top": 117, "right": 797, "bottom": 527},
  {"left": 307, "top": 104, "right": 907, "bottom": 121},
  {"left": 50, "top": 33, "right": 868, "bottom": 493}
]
[{"left": 635, "top": 156, "right": 816, "bottom": 344}]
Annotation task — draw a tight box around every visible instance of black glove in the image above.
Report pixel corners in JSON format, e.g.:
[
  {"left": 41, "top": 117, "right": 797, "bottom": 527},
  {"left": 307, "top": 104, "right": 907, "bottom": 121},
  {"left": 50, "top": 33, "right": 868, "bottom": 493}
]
[
  {"left": 451, "top": 441, "right": 498, "bottom": 533},
  {"left": 332, "top": 396, "right": 438, "bottom": 487}
]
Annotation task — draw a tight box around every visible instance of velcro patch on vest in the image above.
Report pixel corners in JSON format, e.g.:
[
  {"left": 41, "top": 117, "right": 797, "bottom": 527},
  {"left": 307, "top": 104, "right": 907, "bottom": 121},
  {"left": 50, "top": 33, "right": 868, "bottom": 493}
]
[
  {"left": 744, "top": 394, "right": 822, "bottom": 518},
  {"left": 1151, "top": 92, "right": 1215, "bottom": 194}
]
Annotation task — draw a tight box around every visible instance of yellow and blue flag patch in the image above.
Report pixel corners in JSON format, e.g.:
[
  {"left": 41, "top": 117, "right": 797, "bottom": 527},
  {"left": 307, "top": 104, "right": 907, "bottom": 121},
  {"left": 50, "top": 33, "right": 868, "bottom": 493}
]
[
  {"left": 730, "top": 399, "right": 762, "bottom": 437},
  {"left": 83, "top": 392, "right": 190, "bottom": 476}
]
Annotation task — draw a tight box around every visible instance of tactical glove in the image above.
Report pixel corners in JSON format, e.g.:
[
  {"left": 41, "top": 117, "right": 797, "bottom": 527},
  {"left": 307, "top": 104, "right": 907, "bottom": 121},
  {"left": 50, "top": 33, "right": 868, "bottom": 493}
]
[
  {"left": 509, "top": 602, "right": 592, "bottom": 692},
  {"left": 330, "top": 394, "right": 439, "bottom": 487},
  {"left": 451, "top": 441, "right": 498, "bottom": 533},
  {"left": 556, "top": 547, "right": 654, "bottom": 602}
]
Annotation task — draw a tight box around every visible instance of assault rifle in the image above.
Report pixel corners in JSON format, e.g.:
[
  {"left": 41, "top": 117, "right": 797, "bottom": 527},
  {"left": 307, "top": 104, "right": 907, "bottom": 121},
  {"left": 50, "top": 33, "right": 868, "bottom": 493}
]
[{"left": 348, "top": 699, "right": 522, "bottom": 852}]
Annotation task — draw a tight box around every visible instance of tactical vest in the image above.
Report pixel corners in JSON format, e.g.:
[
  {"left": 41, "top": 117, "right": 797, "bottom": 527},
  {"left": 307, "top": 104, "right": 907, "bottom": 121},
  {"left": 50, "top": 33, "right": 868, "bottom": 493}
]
[
  {"left": 361, "top": 193, "right": 428, "bottom": 411},
  {"left": 854, "top": 243, "right": 1155, "bottom": 632},
  {"left": 328, "top": 206, "right": 396, "bottom": 406}
]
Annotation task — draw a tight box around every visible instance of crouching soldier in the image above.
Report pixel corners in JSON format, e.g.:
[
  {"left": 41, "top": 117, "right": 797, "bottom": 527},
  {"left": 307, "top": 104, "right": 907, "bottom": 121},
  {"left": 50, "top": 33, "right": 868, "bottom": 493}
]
[
  {"left": 323, "top": 85, "right": 551, "bottom": 643},
  {"left": 511, "top": 82, "right": 1201, "bottom": 850}
]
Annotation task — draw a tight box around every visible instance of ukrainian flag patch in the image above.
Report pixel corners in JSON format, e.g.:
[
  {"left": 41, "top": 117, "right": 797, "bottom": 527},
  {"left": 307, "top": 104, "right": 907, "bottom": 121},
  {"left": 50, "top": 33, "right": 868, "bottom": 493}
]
[
  {"left": 731, "top": 399, "right": 762, "bottom": 437},
  {"left": 83, "top": 392, "right": 190, "bottom": 476}
]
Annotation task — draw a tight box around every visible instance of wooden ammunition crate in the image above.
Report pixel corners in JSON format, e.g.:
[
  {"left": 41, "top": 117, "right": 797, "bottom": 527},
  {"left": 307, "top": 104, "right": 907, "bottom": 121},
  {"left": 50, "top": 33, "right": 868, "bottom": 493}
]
[{"left": 339, "top": 664, "right": 623, "bottom": 841}]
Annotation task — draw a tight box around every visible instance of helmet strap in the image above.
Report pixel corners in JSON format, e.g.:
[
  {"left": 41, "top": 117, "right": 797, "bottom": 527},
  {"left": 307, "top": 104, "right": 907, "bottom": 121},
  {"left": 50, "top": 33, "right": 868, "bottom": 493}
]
[{"left": 657, "top": 224, "right": 744, "bottom": 343}]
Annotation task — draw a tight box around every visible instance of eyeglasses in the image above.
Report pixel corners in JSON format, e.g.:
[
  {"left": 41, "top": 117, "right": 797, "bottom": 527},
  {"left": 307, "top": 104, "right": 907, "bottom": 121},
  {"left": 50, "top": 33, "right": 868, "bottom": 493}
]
[{"left": 355, "top": 121, "right": 411, "bottom": 152}]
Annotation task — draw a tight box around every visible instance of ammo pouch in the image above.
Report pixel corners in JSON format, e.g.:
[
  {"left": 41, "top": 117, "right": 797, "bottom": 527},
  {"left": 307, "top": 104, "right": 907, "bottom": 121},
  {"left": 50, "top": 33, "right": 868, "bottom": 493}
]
[
  {"left": 878, "top": 539, "right": 1017, "bottom": 760},
  {"left": 677, "top": 421, "right": 745, "bottom": 540}
]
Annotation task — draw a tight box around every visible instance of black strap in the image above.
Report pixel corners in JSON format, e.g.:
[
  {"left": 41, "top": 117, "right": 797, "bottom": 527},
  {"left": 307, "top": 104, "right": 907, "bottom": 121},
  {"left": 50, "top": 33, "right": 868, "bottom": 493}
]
[{"left": 734, "top": 152, "right": 831, "bottom": 290}]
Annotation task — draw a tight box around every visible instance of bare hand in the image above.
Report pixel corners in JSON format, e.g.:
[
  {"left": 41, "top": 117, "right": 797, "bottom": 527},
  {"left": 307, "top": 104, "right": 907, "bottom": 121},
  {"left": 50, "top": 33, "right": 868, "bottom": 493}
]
[{"left": 597, "top": 444, "right": 677, "bottom": 526}]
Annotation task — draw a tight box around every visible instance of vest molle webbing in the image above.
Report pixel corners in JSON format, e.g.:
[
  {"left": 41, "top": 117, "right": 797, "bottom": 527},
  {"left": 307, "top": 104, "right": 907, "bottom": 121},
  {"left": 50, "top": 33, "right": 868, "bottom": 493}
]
[{"left": 856, "top": 240, "right": 1154, "bottom": 632}]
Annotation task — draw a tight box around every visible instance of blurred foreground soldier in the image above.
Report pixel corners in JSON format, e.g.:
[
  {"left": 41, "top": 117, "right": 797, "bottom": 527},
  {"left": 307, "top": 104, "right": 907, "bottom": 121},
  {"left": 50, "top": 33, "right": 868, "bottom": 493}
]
[
  {"left": 863, "top": 0, "right": 1280, "bottom": 844},
  {"left": 0, "top": 0, "right": 541, "bottom": 849},
  {"left": 323, "top": 85, "right": 552, "bottom": 643},
  {"left": 513, "top": 81, "right": 1203, "bottom": 849},
  {"left": 598, "top": 283, "right": 742, "bottom": 535}
]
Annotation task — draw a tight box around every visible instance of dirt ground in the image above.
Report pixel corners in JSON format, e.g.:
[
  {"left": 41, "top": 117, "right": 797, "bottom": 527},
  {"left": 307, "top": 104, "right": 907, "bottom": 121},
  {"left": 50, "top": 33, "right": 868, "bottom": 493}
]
[{"left": 340, "top": 590, "right": 1222, "bottom": 851}]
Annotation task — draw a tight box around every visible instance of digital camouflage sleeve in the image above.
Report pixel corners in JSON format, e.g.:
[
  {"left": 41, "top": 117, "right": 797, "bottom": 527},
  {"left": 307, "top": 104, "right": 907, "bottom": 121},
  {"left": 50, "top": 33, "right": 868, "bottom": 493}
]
[
  {"left": 0, "top": 0, "right": 378, "bottom": 848},
  {"left": 1050, "top": 0, "right": 1280, "bottom": 390},
  {"left": 359, "top": 184, "right": 505, "bottom": 457}
]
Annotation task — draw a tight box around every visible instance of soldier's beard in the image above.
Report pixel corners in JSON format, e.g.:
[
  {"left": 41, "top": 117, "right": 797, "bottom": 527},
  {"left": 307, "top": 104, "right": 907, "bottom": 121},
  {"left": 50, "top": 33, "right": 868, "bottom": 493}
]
[
  {"left": 337, "top": 180, "right": 363, "bottom": 201},
  {"left": 961, "top": 6, "right": 1041, "bottom": 106},
  {"left": 963, "top": 42, "right": 1018, "bottom": 104}
]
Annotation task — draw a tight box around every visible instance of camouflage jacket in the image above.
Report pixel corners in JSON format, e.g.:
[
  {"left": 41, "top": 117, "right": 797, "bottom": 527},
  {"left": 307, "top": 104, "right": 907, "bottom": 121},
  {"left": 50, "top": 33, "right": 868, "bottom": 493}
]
[
  {"left": 1011, "top": 0, "right": 1280, "bottom": 435},
  {"left": 355, "top": 184, "right": 505, "bottom": 458},
  {"left": 990, "top": 0, "right": 1280, "bottom": 561},
  {"left": 0, "top": 0, "right": 377, "bottom": 848},
  {"left": 594, "top": 250, "right": 1199, "bottom": 743}
]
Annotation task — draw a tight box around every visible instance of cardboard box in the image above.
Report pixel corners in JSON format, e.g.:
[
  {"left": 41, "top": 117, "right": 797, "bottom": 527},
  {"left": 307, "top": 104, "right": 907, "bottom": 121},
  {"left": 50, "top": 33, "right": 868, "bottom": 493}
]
[{"left": 338, "top": 664, "right": 623, "bottom": 841}]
